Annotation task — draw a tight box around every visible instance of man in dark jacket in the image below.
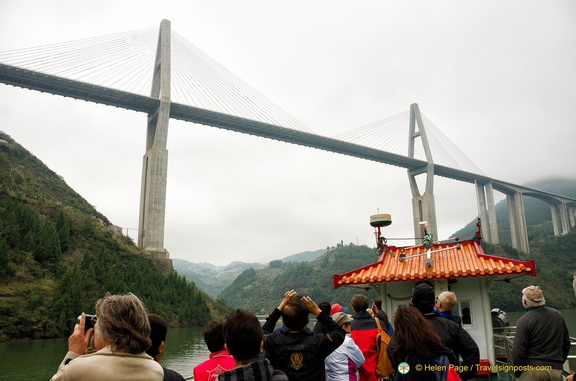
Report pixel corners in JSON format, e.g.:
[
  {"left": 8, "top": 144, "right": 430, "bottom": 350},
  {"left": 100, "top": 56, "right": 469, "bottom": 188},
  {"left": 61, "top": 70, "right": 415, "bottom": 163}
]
[
  {"left": 219, "top": 309, "right": 288, "bottom": 381},
  {"left": 512, "top": 285, "right": 570, "bottom": 380},
  {"left": 388, "top": 283, "right": 479, "bottom": 380},
  {"left": 263, "top": 290, "right": 345, "bottom": 381}
]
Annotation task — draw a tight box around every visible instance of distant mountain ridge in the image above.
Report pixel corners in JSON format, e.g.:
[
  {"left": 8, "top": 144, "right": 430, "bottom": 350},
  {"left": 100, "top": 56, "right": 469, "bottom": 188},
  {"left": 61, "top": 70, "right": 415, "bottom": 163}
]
[{"left": 173, "top": 249, "right": 326, "bottom": 298}]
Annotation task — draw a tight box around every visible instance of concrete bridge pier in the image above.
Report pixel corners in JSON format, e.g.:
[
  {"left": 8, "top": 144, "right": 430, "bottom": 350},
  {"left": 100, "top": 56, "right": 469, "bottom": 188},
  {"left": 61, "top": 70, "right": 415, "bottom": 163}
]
[
  {"left": 409, "top": 169, "right": 438, "bottom": 241},
  {"left": 138, "top": 19, "right": 171, "bottom": 261},
  {"left": 506, "top": 191, "right": 530, "bottom": 253},
  {"left": 551, "top": 202, "right": 572, "bottom": 236},
  {"left": 475, "top": 182, "right": 499, "bottom": 244},
  {"left": 407, "top": 103, "right": 438, "bottom": 241}
]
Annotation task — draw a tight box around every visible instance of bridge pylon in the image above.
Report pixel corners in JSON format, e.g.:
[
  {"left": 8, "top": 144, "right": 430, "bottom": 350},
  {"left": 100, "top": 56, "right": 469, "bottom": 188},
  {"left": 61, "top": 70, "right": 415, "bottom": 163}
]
[
  {"left": 407, "top": 103, "right": 438, "bottom": 242},
  {"left": 138, "top": 19, "right": 171, "bottom": 261}
]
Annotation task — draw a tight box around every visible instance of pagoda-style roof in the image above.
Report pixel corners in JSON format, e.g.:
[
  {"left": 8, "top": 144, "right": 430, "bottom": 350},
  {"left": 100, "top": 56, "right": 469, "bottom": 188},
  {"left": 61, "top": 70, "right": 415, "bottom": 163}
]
[{"left": 333, "top": 239, "right": 536, "bottom": 289}]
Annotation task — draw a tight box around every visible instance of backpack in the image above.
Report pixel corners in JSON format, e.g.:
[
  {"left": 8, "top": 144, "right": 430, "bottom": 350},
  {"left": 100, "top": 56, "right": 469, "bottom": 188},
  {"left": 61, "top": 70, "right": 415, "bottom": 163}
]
[
  {"left": 374, "top": 317, "right": 395, "bottom": 378},
  {"left": 433, "top": 352, "right": 459, "bottom": 381}
]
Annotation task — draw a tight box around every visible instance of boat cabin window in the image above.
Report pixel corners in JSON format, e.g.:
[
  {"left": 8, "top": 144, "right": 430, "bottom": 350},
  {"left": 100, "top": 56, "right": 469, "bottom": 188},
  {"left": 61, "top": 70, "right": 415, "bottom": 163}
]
[{"left": 459, "top": 299, "right": 473, "bottom": 326}]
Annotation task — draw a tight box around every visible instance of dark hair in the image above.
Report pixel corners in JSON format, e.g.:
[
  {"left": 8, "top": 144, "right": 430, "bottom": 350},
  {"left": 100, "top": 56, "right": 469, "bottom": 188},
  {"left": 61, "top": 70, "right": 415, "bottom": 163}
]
[
  {"left": 318, "top": 302, "right": 331, "bottom": 315},
  {"left": 351, "top": 294, "right": 369, "bottom": 312},
  {"left": 372, "top": 298, "right": 383, "bottom": 309},
  {"left": 392, "top": 306, "right": 444, "bottom": 363},
  {"left": 411, "top": 283, "right": 435, "bottom": 313},
  {"left": 223, "top": 309, "right": 263, "bottom": 363},
  {"left": 281, "top": 295, "right": 309, "bottom": 329},
  {"left": 203, "top": 321, "right": 226, "bottom": 353},
  {"left": 95, "top": 293, "right": 151, "bottom": 354},
  {"left": 146, "top": 313, "right": 167, "bottom": 359}
]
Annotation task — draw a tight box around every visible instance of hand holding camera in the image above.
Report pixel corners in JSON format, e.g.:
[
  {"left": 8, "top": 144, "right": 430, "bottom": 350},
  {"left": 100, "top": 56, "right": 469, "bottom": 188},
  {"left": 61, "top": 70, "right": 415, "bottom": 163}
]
[{"left": 68, "top": 312, "right": 95, "bottom": 355}]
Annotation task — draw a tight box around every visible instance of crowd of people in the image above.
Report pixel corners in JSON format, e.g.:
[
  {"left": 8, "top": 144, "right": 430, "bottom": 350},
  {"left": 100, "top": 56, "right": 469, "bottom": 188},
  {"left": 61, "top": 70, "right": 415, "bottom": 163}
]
[{"left": 50, "top": 283, "right": 569, "bottom": 381}]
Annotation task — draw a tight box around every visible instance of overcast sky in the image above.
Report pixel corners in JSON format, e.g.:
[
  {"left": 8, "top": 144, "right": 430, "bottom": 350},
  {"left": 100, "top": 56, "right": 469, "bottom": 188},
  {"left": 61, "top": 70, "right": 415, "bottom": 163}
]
[{"left": 0, "top": 0, "right": 575, "bottom": 266}]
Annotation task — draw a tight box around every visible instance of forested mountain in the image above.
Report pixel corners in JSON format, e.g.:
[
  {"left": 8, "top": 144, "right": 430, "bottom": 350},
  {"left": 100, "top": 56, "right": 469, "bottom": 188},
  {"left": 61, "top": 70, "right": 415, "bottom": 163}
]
[
  {"left": 172, "top": 259, "right": 267, "bottom": 298},
  {"left": 217, "top": 243, "right": 382, "bottom": 313},
  {"left": 0, "top": 132, "right": 230, "bottom": 341},
  {"left": 218, "top": 232, "right": 576, "bottom": 314},
  {"left": 486, "top": 232, "right": 576, "bottom": 311},
  {"left": 172, "top": 249, "right": 327, "bottom": 298}
]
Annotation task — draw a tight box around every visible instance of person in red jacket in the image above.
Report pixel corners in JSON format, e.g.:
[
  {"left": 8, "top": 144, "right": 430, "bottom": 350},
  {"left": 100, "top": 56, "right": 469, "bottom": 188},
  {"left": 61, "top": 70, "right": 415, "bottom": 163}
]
[
  {"left": 194, "top": 321, "right": 236, "bottom": 381},
  {"left": 350, "top": 294, "right": 384, "bottom": 381}
]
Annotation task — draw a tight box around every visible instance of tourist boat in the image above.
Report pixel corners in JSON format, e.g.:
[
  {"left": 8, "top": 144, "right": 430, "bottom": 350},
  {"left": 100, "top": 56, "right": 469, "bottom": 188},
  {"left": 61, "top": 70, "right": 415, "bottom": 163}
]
[{"left": 333, "top": 214, "right": 537, "bottom": 376}]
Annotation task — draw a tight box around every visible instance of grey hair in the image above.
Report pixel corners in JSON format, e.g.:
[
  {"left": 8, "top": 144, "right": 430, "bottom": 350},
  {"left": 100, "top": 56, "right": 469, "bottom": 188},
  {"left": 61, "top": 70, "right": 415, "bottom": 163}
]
[
  {"left": 522, "top": 291, "right": 545, "bottom": 308},
  {"left": 95, "top": 293, "right": 152, "bottom": 354},
  {"left": 436, "top": 291, "right": 457, "bottom": 311}
]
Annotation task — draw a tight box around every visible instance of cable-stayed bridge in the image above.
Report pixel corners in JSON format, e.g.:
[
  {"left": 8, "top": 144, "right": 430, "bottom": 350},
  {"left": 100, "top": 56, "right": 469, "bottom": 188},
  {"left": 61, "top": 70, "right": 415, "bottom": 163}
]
[{"left": 0, "top": 20, "right": 574, "bottom": 257}]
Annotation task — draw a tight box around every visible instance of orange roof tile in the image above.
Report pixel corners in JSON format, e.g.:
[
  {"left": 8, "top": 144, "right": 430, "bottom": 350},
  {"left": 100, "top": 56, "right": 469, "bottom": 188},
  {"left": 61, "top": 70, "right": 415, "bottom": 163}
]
[{"left": 333, "top": 240, "right": 535, "bottom": 289}]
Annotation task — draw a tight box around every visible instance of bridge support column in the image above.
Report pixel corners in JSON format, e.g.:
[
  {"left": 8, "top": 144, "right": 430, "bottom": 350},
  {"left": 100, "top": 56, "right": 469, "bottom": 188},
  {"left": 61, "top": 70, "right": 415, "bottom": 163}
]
[
  {"left": 475, "top": 182, "right": 499, "bottom": 243},
  {"left": 551, "top": 202, "right": 571, "bottom": 236},
  {"left": 560, "top": 202, "right": 570, "bottom": 235},
  {"left": 506, "top": 191, "right": 530, "bottom": 253},
  {"left": 409, "top": 175, "right": 438, "bottom": 241},
  {"left": 551, "top": 204, "right": 561, "bottom": 236},
  {"left": 138, "top": 20, "right": 171, "bottom": 261},
  {"left": 486, "top": 182, "right": 499, "bottom": 243},
  {"left": 569, "top": 205, "right": 576, "bottom": 228},
  {"left": 407, "top": 103, "right": 438, "bottom": 241},
  {"left": 476, "top": 183, "right": 490, "bottom": 240}
]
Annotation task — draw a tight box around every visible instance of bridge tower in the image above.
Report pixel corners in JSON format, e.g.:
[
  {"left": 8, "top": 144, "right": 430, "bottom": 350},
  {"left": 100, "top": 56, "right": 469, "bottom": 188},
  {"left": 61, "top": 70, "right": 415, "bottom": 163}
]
[
  {"left": 407, "top": 103, "right": 438, "bottom": 242},
  {"left": 138, "top": 19, "right": 171, "bottom": 260}
]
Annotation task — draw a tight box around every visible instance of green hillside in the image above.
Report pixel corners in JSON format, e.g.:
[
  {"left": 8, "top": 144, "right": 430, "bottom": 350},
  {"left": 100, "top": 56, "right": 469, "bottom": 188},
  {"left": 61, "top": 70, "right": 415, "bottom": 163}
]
[
  {"left": 218, "top": 243, "right": 382, "bottom": 313},
  {"left": 219, "top": 233, "right": 576, "bottom": 314},
  {"left": 172, "top": 249, "right": 327, "bottom": 298},
  {"left": 0, "top": 132, "right": 230, "bottom": 341}
]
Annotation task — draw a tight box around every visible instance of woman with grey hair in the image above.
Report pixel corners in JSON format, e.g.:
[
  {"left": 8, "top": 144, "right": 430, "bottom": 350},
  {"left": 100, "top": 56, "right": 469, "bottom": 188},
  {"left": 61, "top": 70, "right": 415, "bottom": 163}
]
[
  {"left": 434, "top": 291, "right": 462, "bottom": 325},
  {"left": 51, "top": 293, "right": 163, "bottom": 381}
]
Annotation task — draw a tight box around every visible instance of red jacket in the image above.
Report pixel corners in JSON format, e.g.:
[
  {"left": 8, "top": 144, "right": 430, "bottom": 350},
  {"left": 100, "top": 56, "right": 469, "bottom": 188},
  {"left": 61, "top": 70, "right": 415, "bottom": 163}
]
[
  {"left": 350, "top": 311, "right": 380, "bottom": 381},
  {"left": 193, "top": 350, "right": 236, "bottom": 381}
]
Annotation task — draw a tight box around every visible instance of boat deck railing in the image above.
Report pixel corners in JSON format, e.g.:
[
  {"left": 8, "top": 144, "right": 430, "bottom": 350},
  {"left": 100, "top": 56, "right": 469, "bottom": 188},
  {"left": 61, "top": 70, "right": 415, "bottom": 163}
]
[{"left": 493, "top": 327, "right": 576, "bottom": 381}]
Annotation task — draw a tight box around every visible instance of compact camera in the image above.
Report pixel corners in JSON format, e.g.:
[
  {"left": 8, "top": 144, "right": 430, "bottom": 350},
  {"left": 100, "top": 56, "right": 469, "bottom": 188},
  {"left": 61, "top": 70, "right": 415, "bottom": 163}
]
[{"left": 77, "top": 314, "right": 96, "bottom": 330}]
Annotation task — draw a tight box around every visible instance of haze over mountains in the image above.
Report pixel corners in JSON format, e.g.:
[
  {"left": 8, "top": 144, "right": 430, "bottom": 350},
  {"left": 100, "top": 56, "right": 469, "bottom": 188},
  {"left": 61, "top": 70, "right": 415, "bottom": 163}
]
[{"left": 173, "top": 249, "right": 326, "bottom": 298}]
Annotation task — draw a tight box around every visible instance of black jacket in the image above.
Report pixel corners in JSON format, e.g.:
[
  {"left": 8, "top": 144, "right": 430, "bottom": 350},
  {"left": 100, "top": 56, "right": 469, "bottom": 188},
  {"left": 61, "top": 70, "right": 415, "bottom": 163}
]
[
  {"left": 391, "top": 348, "right": 457, "bottom": 381},
  {"left": 512, "top": 306, "right": 570, "bottom": 375},
  {"left": 263, "top": 309, "right": 345, "bottom": 381},
  {"left": 388, "top": 312, "right": 479, "bottom": 380}
]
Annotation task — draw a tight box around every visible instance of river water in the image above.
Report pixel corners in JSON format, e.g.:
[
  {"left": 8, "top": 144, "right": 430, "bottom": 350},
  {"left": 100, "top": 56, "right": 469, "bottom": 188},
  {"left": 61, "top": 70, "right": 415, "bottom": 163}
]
[{"left": 1, "top": 311, "right": 576, "bottom": 380}]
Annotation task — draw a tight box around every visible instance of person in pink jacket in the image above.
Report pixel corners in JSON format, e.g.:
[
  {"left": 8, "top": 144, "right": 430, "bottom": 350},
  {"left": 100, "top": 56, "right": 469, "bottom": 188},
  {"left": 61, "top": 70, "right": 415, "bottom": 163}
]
[{"left": 194, "top": 321, "right": 236, "bottom": 381}]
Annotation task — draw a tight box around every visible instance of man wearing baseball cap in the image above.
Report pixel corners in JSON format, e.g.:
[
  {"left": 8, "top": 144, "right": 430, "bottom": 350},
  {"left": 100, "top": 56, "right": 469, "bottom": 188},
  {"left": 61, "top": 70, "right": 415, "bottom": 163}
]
[{"left": 513, "top": 285, "right": 570, "bottom": 380}]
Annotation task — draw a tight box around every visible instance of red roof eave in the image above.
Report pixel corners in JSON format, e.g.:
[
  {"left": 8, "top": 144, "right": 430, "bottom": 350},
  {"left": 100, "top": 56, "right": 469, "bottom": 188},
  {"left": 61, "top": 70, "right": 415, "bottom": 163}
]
[{"left": 332, "top": 240, "right": 536, "bottom": 289}]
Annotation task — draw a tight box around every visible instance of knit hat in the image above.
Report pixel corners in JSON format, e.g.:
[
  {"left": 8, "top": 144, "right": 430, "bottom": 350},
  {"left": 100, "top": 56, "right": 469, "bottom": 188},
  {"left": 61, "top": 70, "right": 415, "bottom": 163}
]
[
  {"left": 332, "top": 312, "right": 353, "bottom": 327},
  {"left": 411, "top": 282, "right": 435, "bottom": 313},
  {"left": 523, "top": 285, "right": 545, "bottom": 303},
  {"left": 330, "top": 303, "right": 348, "bottom": 315}
]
